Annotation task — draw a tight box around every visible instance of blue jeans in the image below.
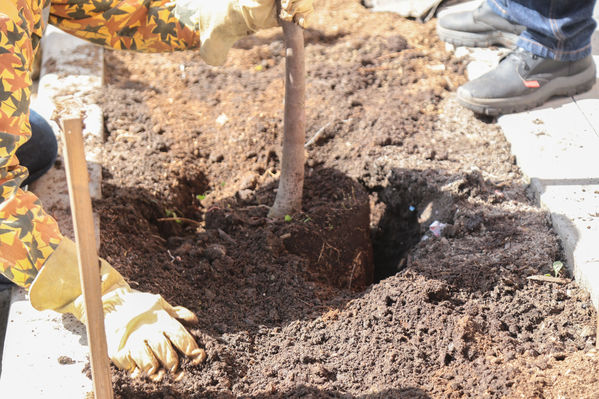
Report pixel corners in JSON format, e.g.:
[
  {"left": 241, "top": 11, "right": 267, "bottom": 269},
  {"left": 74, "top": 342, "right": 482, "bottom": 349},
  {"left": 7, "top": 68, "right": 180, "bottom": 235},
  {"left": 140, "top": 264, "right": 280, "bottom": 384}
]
[
  {"left": 488, "top": 0, "right": 597, "bottom": 61},
  {"left": 15, "top": 109, "right": 58, "bottom": 187}
]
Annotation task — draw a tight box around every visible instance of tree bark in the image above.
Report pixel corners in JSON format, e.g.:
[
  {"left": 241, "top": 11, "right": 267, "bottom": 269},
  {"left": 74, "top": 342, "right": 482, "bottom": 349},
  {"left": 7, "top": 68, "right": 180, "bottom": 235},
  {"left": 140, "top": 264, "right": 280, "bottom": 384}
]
[{"left": 269, "top": 19, "right": 306, "bottom": 218}]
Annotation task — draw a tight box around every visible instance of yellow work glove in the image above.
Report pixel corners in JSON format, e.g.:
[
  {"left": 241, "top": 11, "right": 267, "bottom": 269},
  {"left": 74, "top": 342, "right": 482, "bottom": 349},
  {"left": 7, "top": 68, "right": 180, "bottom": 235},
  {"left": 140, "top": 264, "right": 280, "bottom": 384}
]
[
  {"left": 29, "top": 238, "right": 206, "bottom": 380},
  {"left": 279, "top": 0, "right": 314, "bottom": 26},
  {"left": 173, "top": 0, "right": 314, "bottom": 66}
]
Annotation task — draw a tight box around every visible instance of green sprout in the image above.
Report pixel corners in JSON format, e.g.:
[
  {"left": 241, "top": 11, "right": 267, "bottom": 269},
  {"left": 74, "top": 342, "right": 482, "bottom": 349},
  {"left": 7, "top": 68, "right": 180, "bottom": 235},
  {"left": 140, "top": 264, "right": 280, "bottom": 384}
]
[
  {"left": 165, "top": 209, "right": 182, "bottom": 224},
  {"left": 552, "top": 261, "right": 564, "bottom": 278},
  {"left": 284, "top": 214, "right": 292, "bottom": 222},
  {"left": 196, "top": 193, "right": 206, "bottom": 201}
]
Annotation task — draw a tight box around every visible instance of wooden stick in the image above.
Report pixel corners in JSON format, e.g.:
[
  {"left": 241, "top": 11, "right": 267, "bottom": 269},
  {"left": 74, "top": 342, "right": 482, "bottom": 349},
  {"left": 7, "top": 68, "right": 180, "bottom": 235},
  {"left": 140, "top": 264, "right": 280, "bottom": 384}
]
[
  {"left": 268, "top": 18, "right": 306, "bottom": 218},
  {"left": 526, "top": 275, "right": 570, "bottom": 284},
  {"left": 62, "top": 117, "right": 114, "bottom": 399}
]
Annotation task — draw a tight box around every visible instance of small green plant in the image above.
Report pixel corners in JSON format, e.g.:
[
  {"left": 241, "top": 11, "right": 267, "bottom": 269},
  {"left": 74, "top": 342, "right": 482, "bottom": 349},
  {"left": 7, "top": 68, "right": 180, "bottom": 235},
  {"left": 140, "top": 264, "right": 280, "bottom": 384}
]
[
  {"left": 196, "top": 193, "right": 206, "bottom": 201},
  {"left": 552, "top": 261, "right": 564, "bottom": 278},
  {"left": 165, "top": 209, "right": 182, "bottom": 224},
  {"left": 284, "top": 214, "right": 293, "bottom": 222},
  {"left": 303, "top": 216, "right": 312, "bottom": 223}
]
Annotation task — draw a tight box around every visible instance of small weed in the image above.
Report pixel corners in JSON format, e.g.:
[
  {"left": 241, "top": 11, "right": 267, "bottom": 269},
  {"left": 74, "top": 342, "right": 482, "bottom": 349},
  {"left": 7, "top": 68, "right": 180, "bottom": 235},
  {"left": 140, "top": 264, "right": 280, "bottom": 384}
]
[
  {"left": 284, "top": 214, "right": 293, "bottom": 222},
  {"left": 196, "top": 193, "right": 207, "bottom": 201},
  {"left": 552, "top": 261, "right": 564, "bottom": 277},
  {"left": 165, "top": 209, "right": 182, "bottom": 224}
]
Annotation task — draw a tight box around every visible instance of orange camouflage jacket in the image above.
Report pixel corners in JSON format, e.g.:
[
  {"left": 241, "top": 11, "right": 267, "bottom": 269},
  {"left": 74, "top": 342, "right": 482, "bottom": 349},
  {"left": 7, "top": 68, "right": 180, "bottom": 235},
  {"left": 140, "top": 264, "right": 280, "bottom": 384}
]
[{"left": 0, "top": 0, "right": 200, "bottom": 288}]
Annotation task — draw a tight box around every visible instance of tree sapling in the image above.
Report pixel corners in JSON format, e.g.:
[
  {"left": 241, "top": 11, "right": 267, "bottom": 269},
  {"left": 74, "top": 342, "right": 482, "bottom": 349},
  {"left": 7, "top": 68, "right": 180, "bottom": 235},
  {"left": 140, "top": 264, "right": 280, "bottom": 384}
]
[{"left": 268, "top": 17, "right": 306, "bottom": 218}]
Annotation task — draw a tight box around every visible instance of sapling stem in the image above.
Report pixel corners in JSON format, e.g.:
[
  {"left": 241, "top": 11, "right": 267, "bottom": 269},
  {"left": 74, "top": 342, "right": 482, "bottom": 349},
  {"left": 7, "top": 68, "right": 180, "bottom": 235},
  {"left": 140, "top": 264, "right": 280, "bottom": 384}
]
[{"left": 269, "top": 18, "right": 306, "bottom": 218}]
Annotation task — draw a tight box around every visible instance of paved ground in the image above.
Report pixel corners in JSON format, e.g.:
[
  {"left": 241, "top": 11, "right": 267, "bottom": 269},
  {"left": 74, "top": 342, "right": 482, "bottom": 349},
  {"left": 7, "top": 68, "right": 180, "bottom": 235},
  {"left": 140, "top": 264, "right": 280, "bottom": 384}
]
[{"left": 0, "top": 2, "right": 598, "bottom": 396}]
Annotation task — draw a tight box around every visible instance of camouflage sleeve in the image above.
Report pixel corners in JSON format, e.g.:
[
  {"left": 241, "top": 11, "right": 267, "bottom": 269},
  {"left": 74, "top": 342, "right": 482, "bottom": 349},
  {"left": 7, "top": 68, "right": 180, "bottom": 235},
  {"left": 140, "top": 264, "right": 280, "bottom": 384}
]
[
  {"left": 1, "top": 0, "right": 64, "bottom": 289},
  {"left": 50, "top": 0, "right": 200, "bottom": 52}
]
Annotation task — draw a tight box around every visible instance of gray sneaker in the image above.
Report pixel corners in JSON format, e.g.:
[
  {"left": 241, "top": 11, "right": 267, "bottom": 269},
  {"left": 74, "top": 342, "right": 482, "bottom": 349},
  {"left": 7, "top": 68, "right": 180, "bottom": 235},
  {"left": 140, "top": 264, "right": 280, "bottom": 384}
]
[
  {"left": 437, "top": 1, "right": 525, "bottom": 48},
  {"left": 457, "top": 48, "right": 596, "bottom": 115}
]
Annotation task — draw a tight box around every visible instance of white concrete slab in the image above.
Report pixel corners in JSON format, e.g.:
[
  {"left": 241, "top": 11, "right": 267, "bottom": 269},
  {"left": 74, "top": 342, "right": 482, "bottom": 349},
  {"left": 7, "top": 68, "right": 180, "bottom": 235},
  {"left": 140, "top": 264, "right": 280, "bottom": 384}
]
[
  {"left": 0, "top": 288, "right": 93, "bottom": 398},
  {"left": 498, "top": 99, "right": 599, "bottom": 180},
  {"left": 539, "top": 185, "right": 599, "bottom": 306}
]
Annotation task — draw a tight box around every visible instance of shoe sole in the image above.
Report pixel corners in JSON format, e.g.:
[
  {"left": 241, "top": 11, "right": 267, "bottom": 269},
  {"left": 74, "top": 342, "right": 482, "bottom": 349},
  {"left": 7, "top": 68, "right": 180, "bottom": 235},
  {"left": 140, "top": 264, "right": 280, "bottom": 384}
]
[
  {"left": 457, "top": 62, "right": 597, "bottom": 116},
  {"left": 437, "top": 23, "right": 520, "bottom": 49}
]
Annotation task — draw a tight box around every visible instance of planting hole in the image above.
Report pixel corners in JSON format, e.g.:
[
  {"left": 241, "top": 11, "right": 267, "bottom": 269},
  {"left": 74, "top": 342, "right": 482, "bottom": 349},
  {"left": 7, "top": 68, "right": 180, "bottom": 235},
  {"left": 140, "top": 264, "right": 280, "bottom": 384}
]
[{"left": 371, "top": 191, "right": 421, "bottom": 283}]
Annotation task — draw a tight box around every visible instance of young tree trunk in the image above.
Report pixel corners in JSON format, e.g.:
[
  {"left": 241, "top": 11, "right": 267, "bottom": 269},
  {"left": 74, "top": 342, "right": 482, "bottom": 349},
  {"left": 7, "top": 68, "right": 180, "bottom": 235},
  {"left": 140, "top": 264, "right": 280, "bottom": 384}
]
[{"left": 269, "top": 19, "right": 306, "bottom": 218}]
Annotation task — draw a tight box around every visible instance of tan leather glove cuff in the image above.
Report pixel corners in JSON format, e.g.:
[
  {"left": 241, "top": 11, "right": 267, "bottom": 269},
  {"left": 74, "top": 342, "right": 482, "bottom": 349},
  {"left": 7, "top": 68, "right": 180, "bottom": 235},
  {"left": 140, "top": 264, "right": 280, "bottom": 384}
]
[
  {"left": 199, "top": 2, "right": 253, "bottom": 66},
  {"left": 29, "top": 238, "right": 129, "bottom": 313},
  {"left": 279, "top": 0, "right": 313, "bottom": 27},
  {"left": 238, "top": 0, "right": 278, "bottom": 31},
  {"left": 173, "top": 0, "right": 277, "bottom": 66}
]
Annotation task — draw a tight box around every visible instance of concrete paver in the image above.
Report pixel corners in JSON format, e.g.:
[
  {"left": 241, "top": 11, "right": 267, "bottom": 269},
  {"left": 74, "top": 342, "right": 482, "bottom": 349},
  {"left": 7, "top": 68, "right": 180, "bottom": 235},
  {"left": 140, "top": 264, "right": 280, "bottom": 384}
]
[{"left": 0, "top": 289, "right": 93, "bottom": 398}]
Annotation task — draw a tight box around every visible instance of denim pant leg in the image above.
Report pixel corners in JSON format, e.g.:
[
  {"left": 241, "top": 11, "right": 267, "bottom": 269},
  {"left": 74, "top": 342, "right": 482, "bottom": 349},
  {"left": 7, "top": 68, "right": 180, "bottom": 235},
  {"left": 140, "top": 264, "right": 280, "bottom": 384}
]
[
  {"left": 487, "top": 0, "right": 597, "bottom": 61},
  {"left": 15, "top": 109, "right": 58, "bottom": 187}
]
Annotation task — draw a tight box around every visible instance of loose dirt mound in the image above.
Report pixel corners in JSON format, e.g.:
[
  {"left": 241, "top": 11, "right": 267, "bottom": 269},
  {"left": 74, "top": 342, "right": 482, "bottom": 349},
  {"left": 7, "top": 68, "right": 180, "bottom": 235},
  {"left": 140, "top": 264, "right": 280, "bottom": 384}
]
[{"left": 94, "top": 1, "right": 597, "bottom": 397}]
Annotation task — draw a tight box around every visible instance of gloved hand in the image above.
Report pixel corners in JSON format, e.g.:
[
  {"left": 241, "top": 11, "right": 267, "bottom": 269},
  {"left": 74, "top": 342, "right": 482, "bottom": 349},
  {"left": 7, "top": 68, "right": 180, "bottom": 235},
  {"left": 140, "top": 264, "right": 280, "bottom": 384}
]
[
  {"left": 173, "top": 0, "right": 314, "bottom": 66},
  {"left": 29, "top": 238, "right": 206, "bottom": 380},
  {"left": 279, "top": 0, "right": 314, "bottom": 26}
]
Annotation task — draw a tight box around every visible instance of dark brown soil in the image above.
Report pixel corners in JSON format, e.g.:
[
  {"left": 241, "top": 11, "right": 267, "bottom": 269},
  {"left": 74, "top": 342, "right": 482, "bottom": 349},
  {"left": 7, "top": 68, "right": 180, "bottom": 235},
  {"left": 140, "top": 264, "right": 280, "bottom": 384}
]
[{"left": 95, "top": 1, "right": 598, "bottom": 398}]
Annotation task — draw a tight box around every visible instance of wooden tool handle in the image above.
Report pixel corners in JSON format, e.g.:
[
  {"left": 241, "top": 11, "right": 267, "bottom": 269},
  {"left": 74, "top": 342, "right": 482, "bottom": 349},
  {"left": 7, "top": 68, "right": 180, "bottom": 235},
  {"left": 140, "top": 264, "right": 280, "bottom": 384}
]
[{"left": 62, "top": 117, "right": 114, "bottom": 399}]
